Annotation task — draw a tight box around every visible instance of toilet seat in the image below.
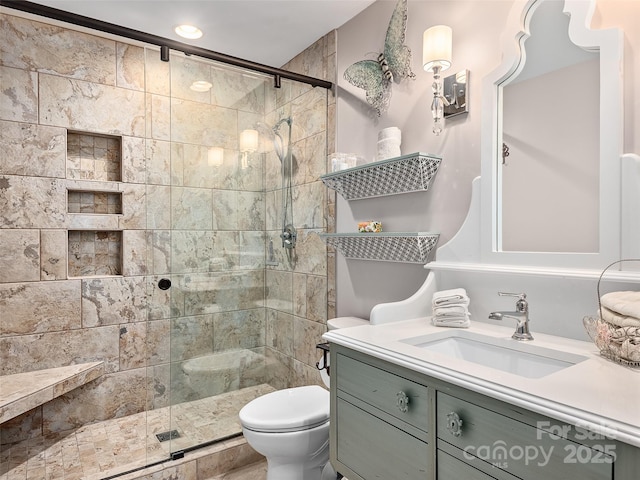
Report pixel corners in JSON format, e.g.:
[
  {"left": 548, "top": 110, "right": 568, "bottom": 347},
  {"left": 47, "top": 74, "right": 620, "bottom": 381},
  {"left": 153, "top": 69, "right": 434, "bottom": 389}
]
[{"left": 239, "top": 385, "right": 329, "bottom": 433}]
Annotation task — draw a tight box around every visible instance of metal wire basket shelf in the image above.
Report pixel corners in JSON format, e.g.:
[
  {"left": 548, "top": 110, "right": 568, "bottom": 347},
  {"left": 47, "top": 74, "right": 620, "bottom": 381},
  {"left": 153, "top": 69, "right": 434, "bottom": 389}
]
[
  {"left": 320, "top": 232, "right": 439, "bottom": 264},
  {"left": 582, "top": 259, "right": 640, "bottom": 367},
  {"left": 320, "top": 152, "right": 442, "bottom": 200}
]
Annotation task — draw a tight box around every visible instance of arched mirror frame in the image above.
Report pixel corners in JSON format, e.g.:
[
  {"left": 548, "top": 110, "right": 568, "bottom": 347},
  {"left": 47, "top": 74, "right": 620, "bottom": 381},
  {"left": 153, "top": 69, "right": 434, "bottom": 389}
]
[{"left": 434, "top": 0, "right": 639, "bottom": 273}]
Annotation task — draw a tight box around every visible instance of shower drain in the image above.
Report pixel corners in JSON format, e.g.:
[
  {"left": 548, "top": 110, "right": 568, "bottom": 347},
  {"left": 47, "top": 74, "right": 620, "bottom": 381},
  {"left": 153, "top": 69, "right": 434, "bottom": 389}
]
[{"left": 155, "top": 430, "right": 181, "bottom": 442}]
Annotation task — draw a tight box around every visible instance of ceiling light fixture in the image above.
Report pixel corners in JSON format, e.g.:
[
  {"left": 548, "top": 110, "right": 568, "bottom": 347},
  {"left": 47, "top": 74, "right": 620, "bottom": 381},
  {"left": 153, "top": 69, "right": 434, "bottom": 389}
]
[
  {"left": 175, "top": 24, "right": 203, "bottom": 39},
  {"left": 190, "top": 80, "right": 213, "bottom": 92}
]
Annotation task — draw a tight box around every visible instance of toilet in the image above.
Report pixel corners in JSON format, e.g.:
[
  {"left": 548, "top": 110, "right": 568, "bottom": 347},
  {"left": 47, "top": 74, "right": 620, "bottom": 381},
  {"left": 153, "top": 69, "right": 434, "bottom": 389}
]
[{"left": 238, "top": 317, "right": 368, "bottom": 480}]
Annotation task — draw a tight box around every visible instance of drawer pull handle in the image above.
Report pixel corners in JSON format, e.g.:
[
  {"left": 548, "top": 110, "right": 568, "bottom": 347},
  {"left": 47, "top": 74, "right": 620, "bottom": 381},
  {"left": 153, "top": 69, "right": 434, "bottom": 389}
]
[
  {"left": 396, "top": 391, "right": 410, "bottom": 413},
  {"left": 446, "top": 412, "right": 463, "bottom": 437}
]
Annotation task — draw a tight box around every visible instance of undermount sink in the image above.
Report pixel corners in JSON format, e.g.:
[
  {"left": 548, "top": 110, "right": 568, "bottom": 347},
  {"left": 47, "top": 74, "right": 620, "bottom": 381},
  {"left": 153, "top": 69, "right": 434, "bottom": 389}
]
[{"left": 401, "top": 330, "right": 588, "bottom": 378}]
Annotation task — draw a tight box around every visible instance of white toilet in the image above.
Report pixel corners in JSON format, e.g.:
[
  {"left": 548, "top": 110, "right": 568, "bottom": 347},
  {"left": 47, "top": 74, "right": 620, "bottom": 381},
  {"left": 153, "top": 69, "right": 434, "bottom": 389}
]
[{"left": 238, "top": 317, "right": 368, "bottom": 480}]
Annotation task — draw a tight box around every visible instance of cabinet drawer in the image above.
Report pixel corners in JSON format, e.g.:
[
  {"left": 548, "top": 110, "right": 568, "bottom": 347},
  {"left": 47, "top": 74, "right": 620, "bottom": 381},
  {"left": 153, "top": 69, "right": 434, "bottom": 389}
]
[
  {"left": 438, "top": 449, "right": 513, "bottom": 480},
  {"left": 336, "top": 353, "right": 429, "bottom": 433},
  {"left": 437, "top": 392, "right": 614, "bottom": 480},
  {"left": 337, "top": 398, "right": 430, "bottom": 480}
]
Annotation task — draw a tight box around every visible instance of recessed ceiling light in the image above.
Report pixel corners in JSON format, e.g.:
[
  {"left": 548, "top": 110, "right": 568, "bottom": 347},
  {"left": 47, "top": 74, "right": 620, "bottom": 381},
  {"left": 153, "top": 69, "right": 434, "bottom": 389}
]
[
  {"left": 175, "top": 24, "right": 203, "bottom": 39},
  {"left": 190, "top": 80, "right": 213, "bottom": 92}
]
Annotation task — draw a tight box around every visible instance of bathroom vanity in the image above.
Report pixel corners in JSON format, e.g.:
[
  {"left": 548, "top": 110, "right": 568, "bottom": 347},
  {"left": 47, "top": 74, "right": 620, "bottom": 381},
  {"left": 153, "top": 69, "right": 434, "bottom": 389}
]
[{"left": 324, "top": 320, "right": 640, "bottom": 480}]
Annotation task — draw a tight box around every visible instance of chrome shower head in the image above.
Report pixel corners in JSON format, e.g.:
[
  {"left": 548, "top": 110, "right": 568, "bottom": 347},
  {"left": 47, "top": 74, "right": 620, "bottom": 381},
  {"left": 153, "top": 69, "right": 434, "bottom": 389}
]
[
  {"left": 273, "top": 132, "right": 284, "bottom": 160},
  {"left": 272, "top": 117, "right": 292, "bottom": 132}
]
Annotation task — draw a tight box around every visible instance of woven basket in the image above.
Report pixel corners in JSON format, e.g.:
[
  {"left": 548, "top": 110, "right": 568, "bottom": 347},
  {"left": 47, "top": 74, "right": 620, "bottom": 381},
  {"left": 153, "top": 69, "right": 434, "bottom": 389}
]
[{"left": 582, "top": 259, "right": 640, "bottom": 367}]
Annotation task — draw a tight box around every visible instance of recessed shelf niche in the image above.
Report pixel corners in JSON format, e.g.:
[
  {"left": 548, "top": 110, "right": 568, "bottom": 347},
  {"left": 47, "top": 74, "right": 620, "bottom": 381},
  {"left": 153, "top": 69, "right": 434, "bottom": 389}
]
[
  {"left": 68, "top": 230, "right": 122, "bottom": 277},
  {"left": 66, "top": 132, "right": 122, "bottom": 182},
  {"left": 67, "top": 190, "right": 123, "bottom": 214}
]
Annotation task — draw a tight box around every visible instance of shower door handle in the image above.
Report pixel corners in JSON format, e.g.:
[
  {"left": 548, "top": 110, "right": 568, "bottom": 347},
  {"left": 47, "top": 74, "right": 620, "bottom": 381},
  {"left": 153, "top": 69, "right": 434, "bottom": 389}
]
[{"left": 158, "top": 278, "right": 172, "bottom": 290}]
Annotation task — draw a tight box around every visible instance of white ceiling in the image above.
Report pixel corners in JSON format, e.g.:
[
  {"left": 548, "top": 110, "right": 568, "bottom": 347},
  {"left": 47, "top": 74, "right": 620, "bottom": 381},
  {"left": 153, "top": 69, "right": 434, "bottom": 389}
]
[{"left": 25, "top": 0, "right": 376, "bottom": 68}]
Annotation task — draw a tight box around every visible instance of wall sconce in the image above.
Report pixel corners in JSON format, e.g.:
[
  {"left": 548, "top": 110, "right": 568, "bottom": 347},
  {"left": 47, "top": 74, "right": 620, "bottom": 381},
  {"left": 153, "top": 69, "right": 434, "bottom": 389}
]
[
  {"left": 207, "top": 147, "right": 224, "bottom": 167},
  {"left": 239, "top": 129, "right": 258, "bottom": 169},
  {"left": 423, "top": 25, "right": 452, "bottom": 135},
  {"left": 443, "top": 69, "right": 469, "bottom": 119}
]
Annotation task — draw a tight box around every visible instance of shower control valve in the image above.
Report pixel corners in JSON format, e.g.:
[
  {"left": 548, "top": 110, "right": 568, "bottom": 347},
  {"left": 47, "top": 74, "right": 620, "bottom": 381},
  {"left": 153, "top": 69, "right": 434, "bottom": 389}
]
[{"left": 280, "top": 224, "right": 297, "bottom": 249}]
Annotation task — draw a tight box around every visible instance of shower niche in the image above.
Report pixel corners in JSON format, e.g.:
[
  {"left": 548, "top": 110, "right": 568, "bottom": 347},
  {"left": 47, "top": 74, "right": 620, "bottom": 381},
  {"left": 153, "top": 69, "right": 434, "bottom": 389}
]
[
  {"left": 66, "top": 131, "right": 122, "bottom": 182},
  {"left": 65, "top": 131, "right": 124, "bottom": 277},
  {"left": 68, "top": 230, "right": 123, "bottom": 277}
]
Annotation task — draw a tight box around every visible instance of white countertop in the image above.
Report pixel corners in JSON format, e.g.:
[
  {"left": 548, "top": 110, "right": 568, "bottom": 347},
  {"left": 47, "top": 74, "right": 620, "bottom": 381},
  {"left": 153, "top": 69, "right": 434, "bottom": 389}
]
[{"left": 323, "top": 318, "right": 640, "bottom": 448}]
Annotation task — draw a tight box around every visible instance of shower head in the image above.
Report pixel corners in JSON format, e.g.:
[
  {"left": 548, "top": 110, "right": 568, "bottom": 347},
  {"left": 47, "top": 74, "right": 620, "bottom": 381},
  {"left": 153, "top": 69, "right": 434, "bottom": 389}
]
[
  {"left": 254, "top": 117, "right": 292, "bottom": 163},
  {"left": 273, "top": 132, "right": 284, "bottom": 160},
  {"left": 272, "top": 116, "right": 292, "bottom": 132}
]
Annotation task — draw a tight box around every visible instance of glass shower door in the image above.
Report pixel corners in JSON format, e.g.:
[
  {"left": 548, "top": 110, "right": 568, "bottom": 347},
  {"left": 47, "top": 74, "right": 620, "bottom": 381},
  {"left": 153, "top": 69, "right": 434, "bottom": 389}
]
[
  {"left": 145, "top": 46, "right": 329, "bottom": 457},
  {"left": 164, "top": 52, "right": 272, "bottom": 454}
]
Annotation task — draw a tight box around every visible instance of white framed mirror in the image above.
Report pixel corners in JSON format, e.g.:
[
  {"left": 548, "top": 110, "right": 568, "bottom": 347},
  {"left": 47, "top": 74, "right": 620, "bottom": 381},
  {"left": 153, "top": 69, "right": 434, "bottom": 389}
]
[
  {"left": 433, "top": 0, "right": 640, "bottom": 272},
  {"left": 499, "top": 0, "right": 600, "bottom": 253}
]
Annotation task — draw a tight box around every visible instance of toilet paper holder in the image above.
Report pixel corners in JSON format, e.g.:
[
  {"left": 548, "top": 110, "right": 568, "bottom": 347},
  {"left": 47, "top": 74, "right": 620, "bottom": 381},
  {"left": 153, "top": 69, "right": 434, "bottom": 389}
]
[{"left": 316, "top": 342, "right": 330, "bottom": 375}]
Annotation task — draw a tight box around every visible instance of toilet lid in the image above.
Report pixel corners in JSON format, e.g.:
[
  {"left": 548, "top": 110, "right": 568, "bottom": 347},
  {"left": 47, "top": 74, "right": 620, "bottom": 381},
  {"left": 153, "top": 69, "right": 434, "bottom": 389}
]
[{"left": 239, "top": 385, "right": 330, "bottom": 433}]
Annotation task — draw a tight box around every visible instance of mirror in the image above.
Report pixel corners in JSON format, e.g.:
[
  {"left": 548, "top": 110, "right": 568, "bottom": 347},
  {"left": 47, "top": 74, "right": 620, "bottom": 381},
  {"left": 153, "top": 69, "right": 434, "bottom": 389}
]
[
  {"left": 433, "top": 0, "right": 635, "bottom": 271},
  {"left": 481, "top": 0, "right": 625, "bottom": 270},
  {"left": 500, "top": 0, "right": 600, "bottom": 253}
]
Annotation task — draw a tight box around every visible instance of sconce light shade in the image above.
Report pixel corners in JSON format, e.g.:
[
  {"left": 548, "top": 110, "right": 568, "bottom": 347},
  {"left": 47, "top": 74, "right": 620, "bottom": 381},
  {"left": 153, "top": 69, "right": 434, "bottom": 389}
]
[
  {"left": 208, "top": 147, "right": 224, "bottom": 167},
  {"left": 423, "top": 25, "right": 452, "bottom": 72},
  {"left": 240, "top": 129, "right": 259, "bottom": 153}
]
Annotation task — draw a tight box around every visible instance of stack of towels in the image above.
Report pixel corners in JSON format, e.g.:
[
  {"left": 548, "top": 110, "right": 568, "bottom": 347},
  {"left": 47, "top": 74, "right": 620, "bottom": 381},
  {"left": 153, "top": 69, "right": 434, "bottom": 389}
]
[
  {"left": 431, "top": 288, "right": 471, "bottom": 328},
  {"left": 599, "top": 291, "right": 640, "bottom": 362}
]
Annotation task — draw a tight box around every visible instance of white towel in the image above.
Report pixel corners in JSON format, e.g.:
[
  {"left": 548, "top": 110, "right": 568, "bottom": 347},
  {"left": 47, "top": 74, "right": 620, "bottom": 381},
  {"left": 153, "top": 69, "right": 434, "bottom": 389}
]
[
  {"left": 600, "top": 306, "right": 640, "bottom": 328},
  {"left": 601, "top": 291, "right": 640, "bottom": 320},
  {"left": 433, "top": 305, "right": 469, "bottom": 317},
  {"left": 432, "top": 316, "right": 470, "bottom": 328},
  {"left": 432, "top": 288, "right": 469, "bottom": 307}
]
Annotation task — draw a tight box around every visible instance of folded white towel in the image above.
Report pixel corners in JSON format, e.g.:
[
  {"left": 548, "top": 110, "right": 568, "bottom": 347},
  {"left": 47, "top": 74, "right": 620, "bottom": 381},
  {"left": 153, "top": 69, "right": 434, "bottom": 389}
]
[
  {"left": 600, "top": 291, "right": 640, "bottom": 319},
  {"left": 432, "top": 288, "right": 469, "bottom": 307},
  {"left": 601, "top": 306, "right": 640, "bottom": 328},
  {"left": 432, "top": 316, "right": 470, "bottom": 328},
  {"left": 433, "top": 305, "right": 469, "bottom": 317}
]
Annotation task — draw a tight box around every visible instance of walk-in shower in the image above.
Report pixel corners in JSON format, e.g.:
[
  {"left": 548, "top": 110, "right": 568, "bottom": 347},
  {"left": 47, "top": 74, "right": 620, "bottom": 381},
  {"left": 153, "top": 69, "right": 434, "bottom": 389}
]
[{"left": 0, "top": 5, "right": 331, "bottom": 479}]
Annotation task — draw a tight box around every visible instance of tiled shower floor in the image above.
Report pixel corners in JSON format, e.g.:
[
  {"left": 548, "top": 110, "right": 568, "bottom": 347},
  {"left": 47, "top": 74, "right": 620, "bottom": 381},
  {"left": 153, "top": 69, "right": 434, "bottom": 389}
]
[{"left": 0, "top": 384, "right": 274, "bottom": 480}]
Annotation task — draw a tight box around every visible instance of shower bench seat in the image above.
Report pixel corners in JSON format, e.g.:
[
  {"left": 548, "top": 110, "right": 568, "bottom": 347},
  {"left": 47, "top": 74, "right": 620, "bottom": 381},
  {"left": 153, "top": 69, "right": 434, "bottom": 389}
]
[{"left": 0, "top": 361, "right": 104, "bottom": 424}]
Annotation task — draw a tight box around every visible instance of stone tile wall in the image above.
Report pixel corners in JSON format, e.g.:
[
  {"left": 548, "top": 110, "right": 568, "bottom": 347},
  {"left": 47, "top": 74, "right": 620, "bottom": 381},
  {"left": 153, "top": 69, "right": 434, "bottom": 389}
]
[
  {"left": 0, "top": 11, "right": 333, "bottom": 459},
  {"left": 263, "top": 31, "right": 336, "bottom": 389}
]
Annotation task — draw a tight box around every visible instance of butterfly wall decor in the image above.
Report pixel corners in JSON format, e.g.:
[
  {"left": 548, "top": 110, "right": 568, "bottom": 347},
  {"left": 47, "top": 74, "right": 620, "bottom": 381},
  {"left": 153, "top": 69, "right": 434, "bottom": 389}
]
[{"left": 344, "top": 0, "right": 415, "bottom": 116}]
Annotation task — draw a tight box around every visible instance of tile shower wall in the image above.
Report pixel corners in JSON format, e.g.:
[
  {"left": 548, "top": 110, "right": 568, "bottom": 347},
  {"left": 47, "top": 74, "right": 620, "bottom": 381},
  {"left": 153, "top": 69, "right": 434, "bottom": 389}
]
[
  {"left": 263, "top": 32, "right": 336, "bottom": 389},
  {"left": 1, "top": 12, "right": 164, "bottom": 444},
  {"left": 0, "top": 11, "right": 334, "bottom": 450}
]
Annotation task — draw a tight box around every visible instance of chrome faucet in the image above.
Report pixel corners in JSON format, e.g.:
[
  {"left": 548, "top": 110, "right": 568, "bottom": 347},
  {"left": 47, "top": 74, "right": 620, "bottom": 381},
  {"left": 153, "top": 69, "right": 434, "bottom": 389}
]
[{"left": 488, "top": 292, "right": 534, "bottom": 341}]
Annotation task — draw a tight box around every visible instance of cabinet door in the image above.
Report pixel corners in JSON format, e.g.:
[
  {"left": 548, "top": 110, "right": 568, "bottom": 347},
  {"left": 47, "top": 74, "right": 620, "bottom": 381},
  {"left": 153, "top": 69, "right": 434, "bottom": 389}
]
[
  {"left": 438, "top": 450, "right": 509, "bottom": 480},
  {"left": 337, "top": 398, "right": 430, "bottom": 480},
  {"left": 437, "top": 392, "right": 614, "bottom": 480}
]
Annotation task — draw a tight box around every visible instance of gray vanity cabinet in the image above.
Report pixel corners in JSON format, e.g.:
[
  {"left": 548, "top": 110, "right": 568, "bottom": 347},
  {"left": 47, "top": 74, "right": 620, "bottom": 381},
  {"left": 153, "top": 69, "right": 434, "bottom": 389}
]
[
  {"left": 333, "top": 352, "right": 432, "bottom": 479},
  {"left": 330, "top": 344, "right": 639, "bottom": 480}
]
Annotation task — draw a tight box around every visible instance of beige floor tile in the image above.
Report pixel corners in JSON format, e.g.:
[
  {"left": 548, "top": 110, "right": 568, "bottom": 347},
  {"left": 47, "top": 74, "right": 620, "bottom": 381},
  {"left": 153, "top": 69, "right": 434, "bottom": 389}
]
[{"left": 1, "top": 384, "right": 273, "bottom": 480}]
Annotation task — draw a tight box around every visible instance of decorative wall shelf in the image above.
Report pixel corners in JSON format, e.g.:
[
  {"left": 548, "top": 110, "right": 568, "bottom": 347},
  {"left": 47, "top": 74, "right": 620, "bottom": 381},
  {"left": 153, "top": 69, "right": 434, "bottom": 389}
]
[
  {"left": 320, "top": 152, "right": 442, "bottom": 200},
  {"left": 320, "top": 232, "right": 439, "bottom": 264}
]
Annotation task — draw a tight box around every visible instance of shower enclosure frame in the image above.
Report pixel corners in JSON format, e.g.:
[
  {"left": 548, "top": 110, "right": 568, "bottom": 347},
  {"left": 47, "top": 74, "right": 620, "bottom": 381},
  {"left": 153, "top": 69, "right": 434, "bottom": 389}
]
[{"left": 0, "top": 0, "right": 333, "bottom": 91}]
